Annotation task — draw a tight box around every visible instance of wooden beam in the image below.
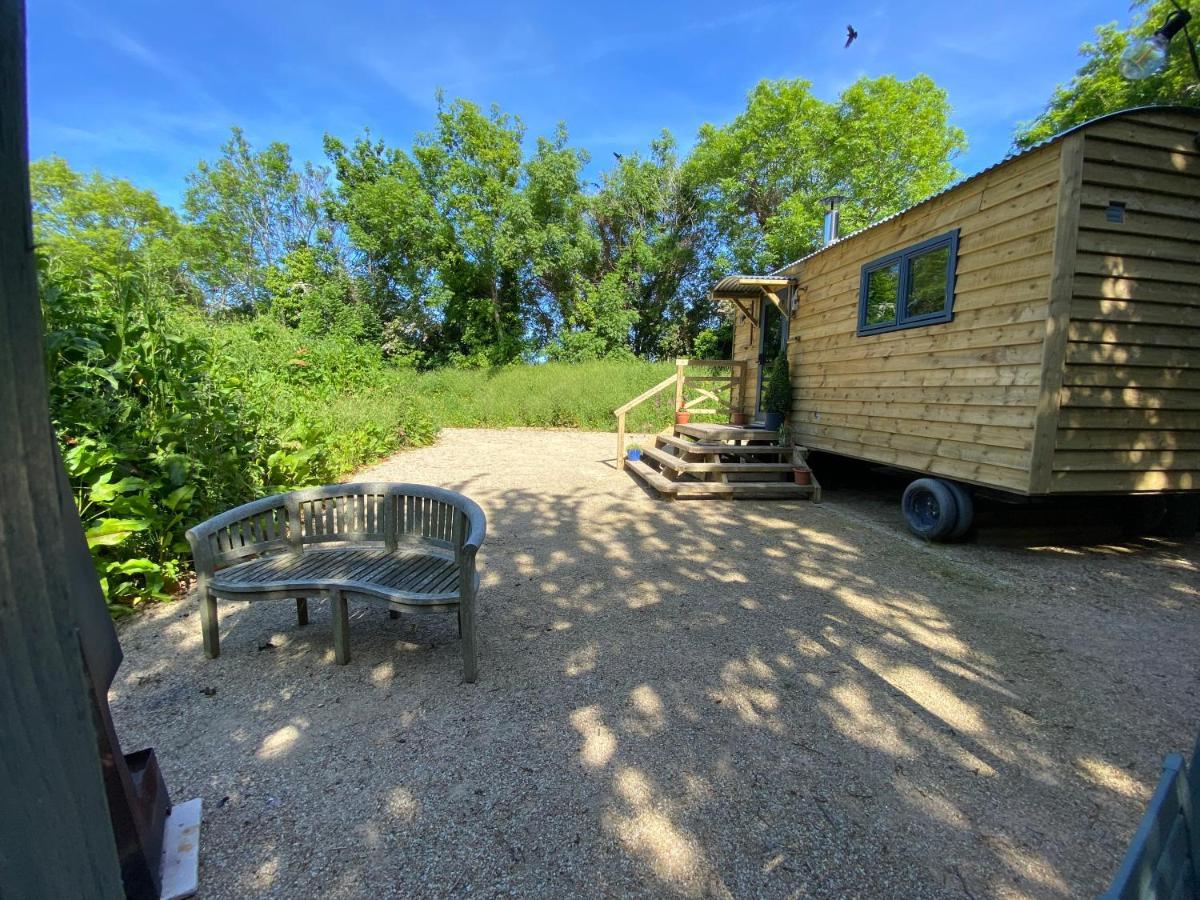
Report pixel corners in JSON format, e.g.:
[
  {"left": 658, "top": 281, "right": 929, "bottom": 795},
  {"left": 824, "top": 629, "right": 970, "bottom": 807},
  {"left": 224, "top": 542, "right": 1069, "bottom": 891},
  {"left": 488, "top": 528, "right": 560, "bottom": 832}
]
[
  {"left": 729, "top": 297, "right": 758, "bottom": 327},
  {"left": 1029, "top": 137, "right": 1084, "bottom": 494},
  {"left": 760, "top": 286, "right": 788, "bottom": 315},
  {"left": 0, "top": 1, "right": 125, "bottom": 893}
]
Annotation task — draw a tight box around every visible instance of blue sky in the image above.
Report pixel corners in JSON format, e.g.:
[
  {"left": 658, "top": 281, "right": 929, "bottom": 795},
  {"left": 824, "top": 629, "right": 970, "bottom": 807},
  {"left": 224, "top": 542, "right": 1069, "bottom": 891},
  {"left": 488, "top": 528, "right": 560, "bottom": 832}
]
[{"left": 29, "top": 1, "right": 1134, "bottom": 207}]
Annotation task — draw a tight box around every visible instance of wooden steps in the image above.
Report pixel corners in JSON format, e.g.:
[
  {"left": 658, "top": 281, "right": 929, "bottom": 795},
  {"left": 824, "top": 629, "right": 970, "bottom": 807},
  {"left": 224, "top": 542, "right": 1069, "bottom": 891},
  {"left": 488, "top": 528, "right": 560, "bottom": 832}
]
[
  {"left": 625, "top": 459, "right": 816, "bottom": 499},
  {"left": 625, "top": 424, "right": 820, "bottom": 502},
  {"left": 655, "top": 433, "right": 789, "bottom": 457},
  {"left": 675, "top": 423, "right": 780, "bottom": 443},
  {"left": 641, "top": 445, "right": 793, "bottom": 475}
]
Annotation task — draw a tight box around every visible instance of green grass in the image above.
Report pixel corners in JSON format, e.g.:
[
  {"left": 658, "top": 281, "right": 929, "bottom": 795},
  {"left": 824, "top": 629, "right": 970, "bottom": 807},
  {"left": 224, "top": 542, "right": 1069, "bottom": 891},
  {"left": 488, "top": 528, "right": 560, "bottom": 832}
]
[
  {"left": 207, "top": 318, "right": 690, "bottom": 472},
  {"left": 405, "top": 359, "right": 679, "bottom": 432}
]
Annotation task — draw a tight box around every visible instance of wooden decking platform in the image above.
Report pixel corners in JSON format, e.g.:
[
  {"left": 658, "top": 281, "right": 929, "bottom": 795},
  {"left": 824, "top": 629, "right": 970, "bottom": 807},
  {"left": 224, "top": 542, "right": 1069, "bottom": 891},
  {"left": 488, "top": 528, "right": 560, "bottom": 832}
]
[{"left": 626, "top": 423, "right": 819, "bottom": 501}]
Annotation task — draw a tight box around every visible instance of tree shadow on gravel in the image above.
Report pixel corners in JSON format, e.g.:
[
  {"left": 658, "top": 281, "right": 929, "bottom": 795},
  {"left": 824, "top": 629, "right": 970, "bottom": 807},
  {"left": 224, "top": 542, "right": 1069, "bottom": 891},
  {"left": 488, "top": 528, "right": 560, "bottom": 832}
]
[{"left": 112, "top": 471, "right": 1200, "bottom": 898}]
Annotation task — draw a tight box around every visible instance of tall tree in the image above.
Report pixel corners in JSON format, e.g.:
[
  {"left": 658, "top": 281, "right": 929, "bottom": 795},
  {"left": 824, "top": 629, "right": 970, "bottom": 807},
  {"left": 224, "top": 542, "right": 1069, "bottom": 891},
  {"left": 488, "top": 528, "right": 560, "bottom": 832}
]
[
  {"left": 1015, "top": 0, "right": 1200, "bottom": 148},
  {"left": 581, "top": 132, "right": 713, "bottom": 360},
  {"left": 324, "top": 130, "right": 448, "bottom": 357},
  {"left": 182, "top": 127, "right": 329, "bottom": 308},
  {"left": 29, "top": 156, "right": 182, "bottom": 283},
  {"left": 688, "top": 75, "right": 966, "bottom": 273},
  {"left": 411, "top": 97, "right": 537, "bottom": 365}
]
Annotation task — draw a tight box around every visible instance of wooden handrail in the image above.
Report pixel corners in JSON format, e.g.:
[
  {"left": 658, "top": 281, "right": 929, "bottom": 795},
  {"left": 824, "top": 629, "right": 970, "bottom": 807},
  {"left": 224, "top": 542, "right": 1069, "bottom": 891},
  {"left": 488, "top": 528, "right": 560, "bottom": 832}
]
[
  {"left": 613, "top": 374, "right": 679, "bottom": 416},
  {"left": 615, "top": 359, "right": 746, "bottom": 470}
]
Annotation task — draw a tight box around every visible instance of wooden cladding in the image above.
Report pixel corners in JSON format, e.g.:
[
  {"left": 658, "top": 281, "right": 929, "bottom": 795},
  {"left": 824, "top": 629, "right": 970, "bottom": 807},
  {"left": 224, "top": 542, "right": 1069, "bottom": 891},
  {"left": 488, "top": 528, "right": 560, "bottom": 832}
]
[{"left": 1049, "top": 110, "right": 1200, "bottom": 494}]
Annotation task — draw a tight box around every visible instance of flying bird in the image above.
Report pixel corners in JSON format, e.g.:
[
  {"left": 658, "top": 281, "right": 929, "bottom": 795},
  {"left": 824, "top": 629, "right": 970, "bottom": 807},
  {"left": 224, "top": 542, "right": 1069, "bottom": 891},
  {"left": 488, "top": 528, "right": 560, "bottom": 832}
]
[
  {"left": 613, "top": 152, "right": 624, "bottom": 161},
  {"left": 844, "top": 24, "right": 858, "bottom": 48}
]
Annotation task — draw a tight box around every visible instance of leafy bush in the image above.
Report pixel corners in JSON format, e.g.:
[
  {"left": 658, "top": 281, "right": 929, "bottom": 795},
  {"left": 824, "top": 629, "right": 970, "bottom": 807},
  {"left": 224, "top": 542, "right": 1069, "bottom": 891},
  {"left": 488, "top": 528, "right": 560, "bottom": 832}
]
[
  {"left": 43, "top": 271, "right": 434, "bottom": 614},
  {"left": 763, "top": 353, "right": 793, "bottom": 417},
  {"left": 44, "top": 269, "right": 269, "bottom": 612}
]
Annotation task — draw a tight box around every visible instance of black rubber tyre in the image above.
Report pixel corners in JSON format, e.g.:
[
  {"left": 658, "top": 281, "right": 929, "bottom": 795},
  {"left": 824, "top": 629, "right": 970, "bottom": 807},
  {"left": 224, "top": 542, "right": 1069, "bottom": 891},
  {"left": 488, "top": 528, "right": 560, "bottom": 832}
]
[
  {"left": 943, "top": 480, "right": 975, "bottom": 541},
  {"left": 901, "top": 478, "right": 959, "bottom": 541}
]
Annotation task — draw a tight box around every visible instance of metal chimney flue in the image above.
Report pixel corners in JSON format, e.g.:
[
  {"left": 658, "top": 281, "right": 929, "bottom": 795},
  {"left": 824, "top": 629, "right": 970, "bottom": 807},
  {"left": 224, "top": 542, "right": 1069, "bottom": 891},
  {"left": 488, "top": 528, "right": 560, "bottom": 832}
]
[{"left": 821, "top": 195, "right": 847, "bottom": 246}]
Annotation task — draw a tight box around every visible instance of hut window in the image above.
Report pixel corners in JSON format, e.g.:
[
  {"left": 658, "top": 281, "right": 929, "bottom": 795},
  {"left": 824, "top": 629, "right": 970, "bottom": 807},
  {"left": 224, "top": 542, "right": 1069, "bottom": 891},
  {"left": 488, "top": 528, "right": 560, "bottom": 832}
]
[{"left": 857, "top": 229, "right": 959, "bottom": 336}]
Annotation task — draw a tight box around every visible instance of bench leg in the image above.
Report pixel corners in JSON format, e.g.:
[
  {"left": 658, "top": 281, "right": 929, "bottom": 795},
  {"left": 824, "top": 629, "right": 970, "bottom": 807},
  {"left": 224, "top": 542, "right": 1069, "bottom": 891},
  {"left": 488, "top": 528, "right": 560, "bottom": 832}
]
[
  {"left": 331, "top": 591, "right": 350, "bottom": 664},
  {"left": 200, "top": 590, "right": 219, "bottom": 659},
  {"left": 296, "top": 597, "right": 308, "bottom": 627},
  {"left": 459, "top": 598, "right": 477, "bottom": 684}
]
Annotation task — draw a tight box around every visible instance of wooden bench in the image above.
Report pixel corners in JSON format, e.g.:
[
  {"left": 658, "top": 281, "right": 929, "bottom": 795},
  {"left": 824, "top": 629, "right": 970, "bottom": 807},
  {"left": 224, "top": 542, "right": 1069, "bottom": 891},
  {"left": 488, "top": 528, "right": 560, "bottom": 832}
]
[
  {"left": 186, "top": 483, "right": 486, "bottom": 682},
  {"left": 1103, "top": 731, "right": 1199, "bottom": 899}
]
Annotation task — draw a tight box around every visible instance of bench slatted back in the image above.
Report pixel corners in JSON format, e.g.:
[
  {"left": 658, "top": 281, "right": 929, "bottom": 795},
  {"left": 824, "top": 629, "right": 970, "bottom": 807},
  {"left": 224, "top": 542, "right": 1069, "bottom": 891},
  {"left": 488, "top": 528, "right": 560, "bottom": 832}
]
[
  {"left": 1104, "top": 734, "right": 1200, "bottom": 899},
  {"left": 207, "top": 503, "right": 291, "bottom": 565},
  {"left": 294, "top": 492, "right": 391, "bottom": 546},
  {"left": 190, "top": 484, "right": 483, "bottom": 573}
]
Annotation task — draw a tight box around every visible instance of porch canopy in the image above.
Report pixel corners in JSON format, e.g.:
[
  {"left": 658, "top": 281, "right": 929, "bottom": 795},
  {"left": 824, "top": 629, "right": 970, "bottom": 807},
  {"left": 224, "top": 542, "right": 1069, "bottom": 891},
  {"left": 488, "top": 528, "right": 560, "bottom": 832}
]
[{"left": 708, "top": 275, "right": 794, "bottom": 327}]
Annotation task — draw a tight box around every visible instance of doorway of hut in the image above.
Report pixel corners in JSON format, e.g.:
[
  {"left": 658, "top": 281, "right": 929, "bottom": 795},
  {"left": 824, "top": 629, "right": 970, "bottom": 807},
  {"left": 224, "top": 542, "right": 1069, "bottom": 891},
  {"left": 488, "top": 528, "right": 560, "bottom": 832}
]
[{"left": 755, "top": 296, "right": 788, "bottom": 423}]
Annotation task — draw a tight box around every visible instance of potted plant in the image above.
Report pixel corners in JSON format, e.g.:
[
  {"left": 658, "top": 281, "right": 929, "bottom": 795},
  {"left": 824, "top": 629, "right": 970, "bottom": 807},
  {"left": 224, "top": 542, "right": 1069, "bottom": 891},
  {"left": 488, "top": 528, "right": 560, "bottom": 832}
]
[
  {"left": 791, "top": 444, "right": 812, "bottom": 484},
  {"left": 762, "top": 354, "right": 792, "bottom": 431},
  {"left": 626, "top": 444, "right": 642, "bottom": 462},
  {"left": 675, "top": 406, "right": 691, "bottom": 425}
]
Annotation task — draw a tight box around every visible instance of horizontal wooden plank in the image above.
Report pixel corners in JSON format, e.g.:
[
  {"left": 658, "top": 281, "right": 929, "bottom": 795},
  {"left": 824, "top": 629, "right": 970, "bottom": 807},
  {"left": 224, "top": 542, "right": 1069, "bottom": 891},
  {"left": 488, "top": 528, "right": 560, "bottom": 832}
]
[
  {"left": 796, "top": 384, "right": 1040, "bottom": 407},
  {"left": 795, "top": 343, "right": 1045, "bottom": 377},
  {"left": 1069, "top": 297, "right": 1200, "bottom": 329},
  {"left": 796, "top": 432, "right": 1031, "bottom": 491},
  {"left": 794, "top": 408, "right": 1034, "bottom": 450},
  {"left": 1077, "top": 205, "right": 1200, "bottom": 242},
  {"left": 1067, "top": 320, "right": 1198, "bottom": 350},
  {"left": 793, "top": 399, "right": 1035, "bottom": 429},
  {"left": 1047, "top": 469, "right": 1197, "bottom": 493},
  {"left": 1052, "top": 449, "right": 1200, "bottom": 471},
  {"left": 1087, "top": 114, "right": 1200, "bottom": 151},
  {"left": 1083, "top": 160, "right": 1197, "bottom": 198},
  {"left": 1080, "top": 183, "right": 1200, "bottom": 221},
  {"left": 1062, "top": 364, "right": 1200, "bottom": 391},
  {"left": 1065, "top": 341, "right": 1197, "bottom": 369},
  {"left": 1075, "top": 252, "right": 1200, "bottom": 286},
  {"left": 955, "top": 228, "right": 1055, "bottom": 276},
  {"left": 1071, "top": 273, "right": 1200, "bottom": 307},
  {"left": 1083, "top": 135, "right": 1200, "bottom": 177},
  {"left": 1076, "top": 228, "right": 1200, "bottom": 265},
  {"left": 1058, "top": 407, "right": 1200, "bottom": 429},
  {"left": 807, "top": 365, "right": 1043, "bottom": 389},
  {"left": 1055, "top": 428, "right": 1200, "bottom": 451},
  {"left": 1060, "top": 386, "right": 1200, "bottom": 410},
  {"left": 801, "top": 421, "right": 1030, "bottom": 470},
  {"left": 799, "top": 321, "right": 1047, "bottom": 364}
]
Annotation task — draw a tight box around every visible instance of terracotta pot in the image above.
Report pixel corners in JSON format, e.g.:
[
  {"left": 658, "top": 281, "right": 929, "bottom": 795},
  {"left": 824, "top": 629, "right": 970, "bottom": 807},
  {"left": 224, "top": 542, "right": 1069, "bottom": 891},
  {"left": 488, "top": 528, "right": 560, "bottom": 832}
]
[
  {"left": 793, "top": 467, "right": 812, "bottom": 485},
  {"left": 675, "top": 410, "right": 691, "bottom": 425},
  {"left": 729, "top": 411, "right": 749, "bottom": 427}
]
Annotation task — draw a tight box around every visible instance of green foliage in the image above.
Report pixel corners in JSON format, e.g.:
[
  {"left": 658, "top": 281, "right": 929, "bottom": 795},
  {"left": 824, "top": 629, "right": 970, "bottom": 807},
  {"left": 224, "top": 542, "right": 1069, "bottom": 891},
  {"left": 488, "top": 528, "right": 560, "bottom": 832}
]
[
  {"left": 43, "top": 268, "right": 266, "bottom": 613},
  {"left": 688, "top": 75, "right": 966, "bottom": 272},
  {"left": 693, "top": 320, "right": 732, "bottom": 360},
  {"left": 410, "top": 359, "right": 676, "bottom": 431},
  {"left": 182, "top": 127, "right": 331, "bottom": 308},
  {"left": 1015, "top": 1, "right": 1200, "bottom": 147},
  {"left": 30, "top": 157, "right": 186, "bottom": 288},
  {"left": 763, "top": 353, "right": 793, "bottom": 417}
]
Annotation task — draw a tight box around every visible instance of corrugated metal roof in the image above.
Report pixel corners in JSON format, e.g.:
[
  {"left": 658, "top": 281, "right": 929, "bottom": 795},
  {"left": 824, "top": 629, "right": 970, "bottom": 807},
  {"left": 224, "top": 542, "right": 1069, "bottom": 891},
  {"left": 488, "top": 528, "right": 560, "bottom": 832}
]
[
  {"left": 709, "top": 274, "right": 792, "bottom": 297},
  {"left": 723, "top": 105, "right": 1200, "bottom": 278}
]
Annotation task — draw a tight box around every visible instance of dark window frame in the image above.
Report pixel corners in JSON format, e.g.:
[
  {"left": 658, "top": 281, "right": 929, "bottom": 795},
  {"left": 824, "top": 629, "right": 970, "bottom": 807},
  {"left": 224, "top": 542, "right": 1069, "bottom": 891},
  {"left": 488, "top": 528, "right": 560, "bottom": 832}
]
[{"left": 856, "top": 229, "right": 960, "bottom": 336}]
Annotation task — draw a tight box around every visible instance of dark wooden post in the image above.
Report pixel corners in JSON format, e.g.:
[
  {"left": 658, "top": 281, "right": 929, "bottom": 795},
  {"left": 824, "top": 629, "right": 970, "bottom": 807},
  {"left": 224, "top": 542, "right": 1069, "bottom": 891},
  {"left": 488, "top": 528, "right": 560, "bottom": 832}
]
[{"left": 0, "top": 1, "right": 167, "bottom": 895}]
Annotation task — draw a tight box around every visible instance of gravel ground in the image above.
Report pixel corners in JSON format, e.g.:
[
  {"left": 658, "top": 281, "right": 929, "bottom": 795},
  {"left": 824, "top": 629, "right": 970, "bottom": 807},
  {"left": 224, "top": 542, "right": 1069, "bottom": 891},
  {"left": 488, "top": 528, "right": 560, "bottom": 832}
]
[{"left": 113, "top": 428, "right": 1200, "bottom": 899}]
